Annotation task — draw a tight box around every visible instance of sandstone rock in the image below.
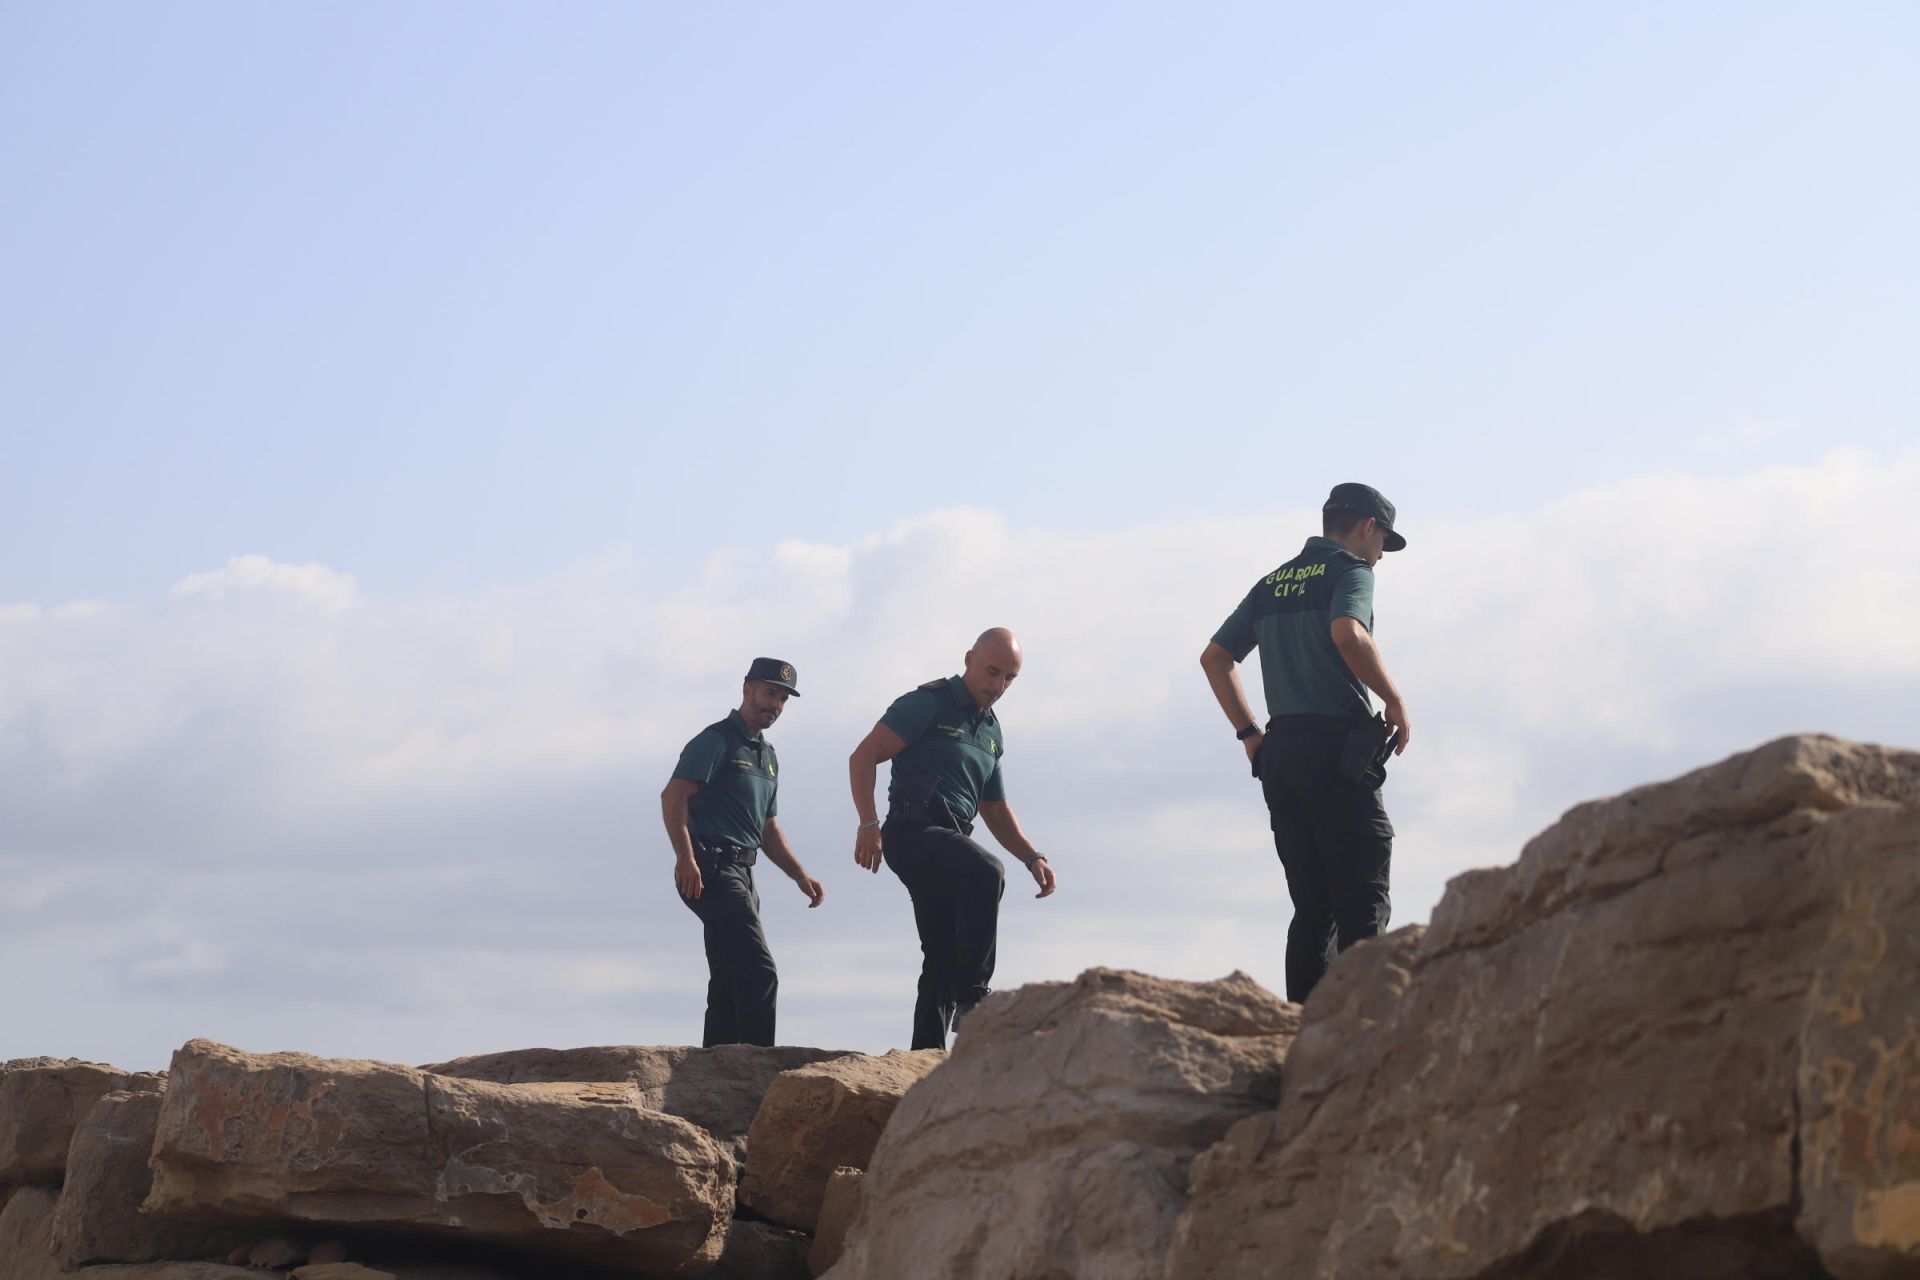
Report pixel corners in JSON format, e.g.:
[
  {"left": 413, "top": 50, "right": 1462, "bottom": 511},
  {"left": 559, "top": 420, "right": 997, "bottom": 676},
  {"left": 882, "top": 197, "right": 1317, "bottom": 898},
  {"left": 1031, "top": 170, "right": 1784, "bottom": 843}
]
[
  {"left": 244, "top": 1235, "right": 305, "bottom": 1267},
  {"left": 145, "top": 1040, "right": 734, "bottom": 1275},
  {"left": 706, "top": 1219, "right": 810, "bottom": 1280},
  {"left": 1167, "top": 733, "right": 1920, "bottom": 1280},
  {"left": 306, "top": 1239, "right": 350, "bottom": 1265},
  {"left": 825, "top": 967, "right": 1299, "bottom": 1280},
  {"left": 0, "top": 1186, "right": 258, "bottom": 1280},
  {"left": 740, "top": 1050, "right": 943, "bottom": 1232},
  {"left": 290, "top": 1265, "right": 396, "bottom": 1280},
  {"left": 807, "top": 1169, "right": 863, "bottom": 1278},
  {"left": 421, "top": 1044, "right": 852, "bottom": 1162},
  {"left": 50, "top": 1090, "right": 248, "bottom": 1266},
  {"left": 0, "top": 1059, "right": 161, "bottom": 1186}
]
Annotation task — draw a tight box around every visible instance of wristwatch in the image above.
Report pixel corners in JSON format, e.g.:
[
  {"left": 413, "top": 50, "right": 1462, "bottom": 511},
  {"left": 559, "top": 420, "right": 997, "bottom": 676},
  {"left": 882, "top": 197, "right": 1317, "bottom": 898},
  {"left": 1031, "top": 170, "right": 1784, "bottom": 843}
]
[
  {"left": 1235, "top": 723, "right": 1260, "bottom": 740},
  {"left": 1025, "top": 852, "right": 1049, "bottom": 868}
]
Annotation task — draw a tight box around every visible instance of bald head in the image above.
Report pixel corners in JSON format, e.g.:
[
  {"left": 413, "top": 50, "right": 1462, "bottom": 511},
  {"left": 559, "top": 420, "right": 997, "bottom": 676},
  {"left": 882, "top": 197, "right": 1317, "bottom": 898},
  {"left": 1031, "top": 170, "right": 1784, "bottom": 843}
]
[{"left": 961, "top": 627, "right": 1023, "bottom": 709}]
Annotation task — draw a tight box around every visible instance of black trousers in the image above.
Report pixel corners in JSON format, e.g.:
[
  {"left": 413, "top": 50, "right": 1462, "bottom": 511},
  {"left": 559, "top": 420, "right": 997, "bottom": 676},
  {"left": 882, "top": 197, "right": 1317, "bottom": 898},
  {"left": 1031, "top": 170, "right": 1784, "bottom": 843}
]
[
  {"left": 1258, "top": 718, "right": 1395, "bottom": 1003},
  {"left": 882, "top": 819, "right": 1006, "bottom": 1050},
  {"left": 678, "top": 848, "right": 778, "bottom": 1047}
]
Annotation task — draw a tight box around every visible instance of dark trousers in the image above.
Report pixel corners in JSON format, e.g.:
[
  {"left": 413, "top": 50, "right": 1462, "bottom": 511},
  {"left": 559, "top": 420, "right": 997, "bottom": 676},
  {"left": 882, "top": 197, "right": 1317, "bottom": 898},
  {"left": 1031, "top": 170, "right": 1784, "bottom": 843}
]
[
  {"left": 678, "top": 849, "right": 778, "bottom": 1047},
  {"left": 882, "top": 819, "right": 1006, "bottom": 1050},
  {"left": 1258, "top": 718, "right": 1395, "bottom": 1003}
]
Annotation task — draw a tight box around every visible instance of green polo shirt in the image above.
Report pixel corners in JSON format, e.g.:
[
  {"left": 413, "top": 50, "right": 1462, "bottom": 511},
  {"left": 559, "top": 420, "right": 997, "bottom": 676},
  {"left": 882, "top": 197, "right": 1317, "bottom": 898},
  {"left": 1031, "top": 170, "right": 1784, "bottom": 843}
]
[
  {"left": 881, "top": 676, "right": 1006, "bottom": 823},
  {"left": 1213, "top": 537, "right": 1377, "bottom": 720},
  {"left": 673, "top": 710, "right": 779, "bottom": 849}
]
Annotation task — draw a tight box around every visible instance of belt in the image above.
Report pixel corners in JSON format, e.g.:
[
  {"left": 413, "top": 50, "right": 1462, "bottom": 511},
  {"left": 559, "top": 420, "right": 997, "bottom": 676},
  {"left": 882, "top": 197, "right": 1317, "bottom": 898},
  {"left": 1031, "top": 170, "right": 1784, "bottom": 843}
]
[
  {"left": 1267, "top": 714, "right": 1366, "bottom": 730},
  {"left": 885, "top": 807, "right": 975, "bottom": 838},
  {"left": 693, "top": 840, "right": 758, "bottom": 866}
]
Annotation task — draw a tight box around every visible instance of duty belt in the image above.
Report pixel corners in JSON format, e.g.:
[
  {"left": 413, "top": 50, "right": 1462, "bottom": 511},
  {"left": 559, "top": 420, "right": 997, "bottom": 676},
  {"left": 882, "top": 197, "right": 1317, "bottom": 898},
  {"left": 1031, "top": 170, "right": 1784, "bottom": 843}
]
[{"left": 693, "top": 840, "right": 758, "bottom": 866}]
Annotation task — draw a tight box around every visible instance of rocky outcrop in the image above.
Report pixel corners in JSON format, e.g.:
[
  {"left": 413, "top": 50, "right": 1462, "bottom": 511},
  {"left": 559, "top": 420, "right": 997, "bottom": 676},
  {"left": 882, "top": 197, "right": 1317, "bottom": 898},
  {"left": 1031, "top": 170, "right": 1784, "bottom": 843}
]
[
  {"left": 707, "top": 1219, "right": 811, "bottom": 1280},
  {"left": 825, "top": 968, "right": 1300, "bottom": 1280},
  {"left": 1166, "top": 734, "right": 1920, "bottom": 1280},
  {"left": 50, "top": 1089, "right": 246, "bottom": 1266},
  {"left": 0, "top": 1060, "right": 161, "bottom": 1187},
  {"left": 145, "top": 1040, "right": 735, "bottom": 1275},
  {"left": 740, "top": 1050, "right": 944, "bottom": 1232},
  {"left": 421, "top": 1044, "right": 851, "bottom": 1162}
]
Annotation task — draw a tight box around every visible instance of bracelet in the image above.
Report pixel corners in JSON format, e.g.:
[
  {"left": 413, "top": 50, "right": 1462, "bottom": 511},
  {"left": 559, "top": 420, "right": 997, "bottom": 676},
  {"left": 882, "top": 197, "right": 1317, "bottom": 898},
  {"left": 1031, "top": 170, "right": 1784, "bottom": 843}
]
[
  {"left": 1235, "top": 723, "right": 1260, "bottom": 741},
  {"left": 857, "top": 819, "right": 881, "bottom": 831},
  {"left": 1025, "top": 852, "right": 1048, "bottom": 868}
]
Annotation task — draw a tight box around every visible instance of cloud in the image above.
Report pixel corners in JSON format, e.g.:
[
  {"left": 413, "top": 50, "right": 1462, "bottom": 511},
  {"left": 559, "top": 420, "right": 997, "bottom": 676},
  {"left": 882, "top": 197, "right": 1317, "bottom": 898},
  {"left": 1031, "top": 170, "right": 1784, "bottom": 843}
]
[{"left": 3, "top": 447, "right": 1917, "bottom": 1069}]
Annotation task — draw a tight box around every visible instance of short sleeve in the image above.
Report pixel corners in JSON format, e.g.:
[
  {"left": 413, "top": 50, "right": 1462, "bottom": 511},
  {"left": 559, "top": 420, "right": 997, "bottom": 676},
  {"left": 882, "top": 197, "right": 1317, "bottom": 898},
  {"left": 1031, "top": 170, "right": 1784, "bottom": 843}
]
[
  {"left": 1330, "top": 564, "right": 1375, "bottom": 628},
  {"left": 982, "top": 760, "right": 1006, "bottom": 803},
  {"left": 672, "top": 730, "right": 726, "bottom": 785},
  {"left": 767, "top": 754, "right": 779, "bottom": 818},
  {"left": 880, "top": 690, "right": 940, "bottom": 745},
  {"left": 1209, "top": 587, "right": 1258, "bottom": 661}
]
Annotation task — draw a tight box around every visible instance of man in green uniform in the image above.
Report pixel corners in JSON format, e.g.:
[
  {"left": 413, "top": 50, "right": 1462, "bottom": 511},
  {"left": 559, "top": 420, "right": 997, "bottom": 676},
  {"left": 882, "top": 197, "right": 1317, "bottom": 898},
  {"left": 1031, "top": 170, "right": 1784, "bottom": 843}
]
[
  {"left": 1200, "top": 483, "right": 1412, "bottom": 1003},
  {"left": 848, "top": 627, "right": 1057, "bottom": 1050},
  {"left": 661, "top": 657, "right": 824, "bottom": 1047}
]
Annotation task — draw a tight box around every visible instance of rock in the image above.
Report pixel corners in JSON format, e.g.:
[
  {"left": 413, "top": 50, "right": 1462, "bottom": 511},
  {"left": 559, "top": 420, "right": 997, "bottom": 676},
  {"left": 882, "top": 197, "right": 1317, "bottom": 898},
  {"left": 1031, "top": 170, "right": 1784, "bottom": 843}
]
[
  {"left": 145, "top": 1040, "right": 735, "bottom": 1275},
  {"left": 421, "top": 1044, "right": 853, "bottom": 1162},
  {"left": 0, "top": 1186, "right": 258, "bottom": 1280},
  {"left": 49, "top": 1089, "right": 249, "bottom": 1267},
  {"left": 0, "top": 1059, "right": 162, "bottom": 1186},
  {"left": 826, "top": 967, "right": 1299, "bottom": 1280},
  {"left": 740, "top": 1050, "right": 943, "bottom": 1232},
  {"left": 290, "top": 1266, "right": 396, "bottom": 1280},
  {"left": 1167, "top": 733, "right": 1920, "bottom": 1280},
  {"left": 244, "top": 1235, "right": 306, "bottom": 1267},
  {"left": 706, "top": 1219, "right": 810, "bottom": 1280},
  {"left": 807, "top": 1169, "right": 863, "bottom": 1278},
  {"left": 306, "top": 1240, "right": 350, "bottom": 1265}
]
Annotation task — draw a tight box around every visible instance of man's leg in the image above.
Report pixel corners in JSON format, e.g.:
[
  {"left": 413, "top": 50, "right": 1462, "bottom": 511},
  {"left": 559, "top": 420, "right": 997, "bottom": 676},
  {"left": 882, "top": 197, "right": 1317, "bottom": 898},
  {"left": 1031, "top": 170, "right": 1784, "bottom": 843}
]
[
  {"left": 918, "top": 826, "right": 1005, "bottom": 1031},
  {"left": 683, "top": 859, "right": 779, "bottom": 1047},
  {"left": 1324, "top": 781, "right": 1394, "bottom": 953},
  {"left": 884, "top": 824, "right": 960, "bottom": 1050},
  {"left": 1261, "top": 733, "right": 1338, "bottom": 1003}
]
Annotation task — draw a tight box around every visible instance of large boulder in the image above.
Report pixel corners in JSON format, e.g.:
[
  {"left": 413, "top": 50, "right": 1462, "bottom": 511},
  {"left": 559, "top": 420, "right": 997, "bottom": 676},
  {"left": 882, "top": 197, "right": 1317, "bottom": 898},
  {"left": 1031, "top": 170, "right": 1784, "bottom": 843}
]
[
  {"left": 740, "top": 1050, "right": 944, "bottom": 1232},
  {"left": 0, "top": 1186, "right": 260, "bottom": 1280},
  {"left": 706, "top": 1219, "right": 811, "bottom": 1280},
  {"left": 0, "top": 1059, "right": 161, "bottom": 1186},
  {"left": 50, "top": 1089, "right": 248, "bottom": 1266},
  {"left": 824, "top": 968, "right": 1299, "bottom": 1280},
  {"left": 145, "top": 1040, "right": 735, "bottom": 1275},
  {"left": 1167, "top": 733, "right": 1920, "bottom": 1280},
  {"left": 806, "top": 1170, "right": 863, "bottom": 1278},
  {"left": 421, "top": 1044, "right": 852, "bottom": 1162}
]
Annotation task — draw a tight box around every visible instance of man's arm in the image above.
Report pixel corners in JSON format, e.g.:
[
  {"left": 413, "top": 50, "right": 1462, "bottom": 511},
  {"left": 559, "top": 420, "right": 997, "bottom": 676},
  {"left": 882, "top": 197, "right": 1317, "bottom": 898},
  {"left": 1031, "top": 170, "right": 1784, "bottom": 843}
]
[
  {"left": 760, "top": 816, "right": 824, "bottom": 907},
  {"left": 848, "top": 723, "right": 908, "bottom": 873},
  {"left": 660, "top": 778, "right": 704, "bottom": 898},
  {"left": 976, "top": 800, "right": 1056, "bottom": 898},
  {"left": 1331, "top": 616, "right": 1411, "bottom": 752},
  {"left": 1200, "top": 641, "right": 1264, "bottom": 764}
]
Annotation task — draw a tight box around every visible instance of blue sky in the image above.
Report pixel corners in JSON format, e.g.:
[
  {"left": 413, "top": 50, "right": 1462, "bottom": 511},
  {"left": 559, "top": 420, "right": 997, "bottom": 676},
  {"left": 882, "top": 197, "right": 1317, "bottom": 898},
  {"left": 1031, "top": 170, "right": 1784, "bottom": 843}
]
[{"left": 2, "top": 4, "right": 1916, "bottom": 1068}]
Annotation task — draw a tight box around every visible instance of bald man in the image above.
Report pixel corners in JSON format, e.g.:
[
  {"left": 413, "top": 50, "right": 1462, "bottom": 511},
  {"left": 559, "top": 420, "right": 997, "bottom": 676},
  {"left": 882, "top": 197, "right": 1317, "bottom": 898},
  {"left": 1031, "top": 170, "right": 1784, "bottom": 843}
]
[{"left": 849, "top": 628, "right": 1057, "bottom": 1049}]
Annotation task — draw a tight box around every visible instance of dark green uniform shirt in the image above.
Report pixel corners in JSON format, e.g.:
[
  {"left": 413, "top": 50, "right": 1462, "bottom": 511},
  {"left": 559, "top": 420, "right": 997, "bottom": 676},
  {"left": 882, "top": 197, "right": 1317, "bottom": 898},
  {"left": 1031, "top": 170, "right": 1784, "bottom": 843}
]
[
  {"left": 673, "top": 710, "right": 779, "bottom": 849},
  {"left": 1213, "top": 536, "right": 1377, "bottom": 719},
  {"left": 881, "top": 676, "right": 1006, "bottom": 823}
]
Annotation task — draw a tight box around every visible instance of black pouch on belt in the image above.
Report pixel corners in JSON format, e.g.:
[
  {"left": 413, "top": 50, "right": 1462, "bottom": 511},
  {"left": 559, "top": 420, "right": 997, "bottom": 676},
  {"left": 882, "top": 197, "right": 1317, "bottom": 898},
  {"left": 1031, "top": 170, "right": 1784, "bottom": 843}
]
[{"left": 1339, "top": 714, "right": 1398, "bottom": 786}]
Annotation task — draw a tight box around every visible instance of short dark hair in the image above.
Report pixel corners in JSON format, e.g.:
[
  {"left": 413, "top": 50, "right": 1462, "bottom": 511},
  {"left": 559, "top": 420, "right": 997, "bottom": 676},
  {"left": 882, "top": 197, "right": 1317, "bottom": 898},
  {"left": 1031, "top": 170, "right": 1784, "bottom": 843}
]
[{"left": 1322, "top": 506, "right": 1370, "bottom": 539}]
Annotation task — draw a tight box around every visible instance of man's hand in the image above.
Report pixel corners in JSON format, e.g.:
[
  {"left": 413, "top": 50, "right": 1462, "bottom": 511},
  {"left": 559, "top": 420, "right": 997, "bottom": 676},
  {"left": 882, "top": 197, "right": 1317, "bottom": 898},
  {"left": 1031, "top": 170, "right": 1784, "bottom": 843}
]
[
  {"left": 1242, "top": 730, "right": 1265, "bottom": 765},
  {"left": 675, "top": 853, "right": 703, "bottom": 900},
  {"left": 792, "top": 869, "right": 825, "bottom": 907},
  {"left": 1384, "top": 696, "right": 1411, "bottom": 754},
  {"left": 854, "top": 824, "right": 885, "bottom": 873},
  {"left": 1028, "top": 855, "right": 1056, "bottom": 899}
]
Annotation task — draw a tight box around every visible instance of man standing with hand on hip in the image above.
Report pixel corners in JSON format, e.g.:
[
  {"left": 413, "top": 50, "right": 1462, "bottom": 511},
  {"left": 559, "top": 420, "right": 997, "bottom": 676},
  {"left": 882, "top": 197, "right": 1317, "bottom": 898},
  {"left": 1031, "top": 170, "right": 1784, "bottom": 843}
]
[
  {"left": 662, "top": 657, "right": 825, "bottom": 1047},
  {"left": 1200, "top": 483, "right": 1411, "bottom": 1003},
  {"left": 849, "top": 627, "right": 1057, "bottom": 1050}
]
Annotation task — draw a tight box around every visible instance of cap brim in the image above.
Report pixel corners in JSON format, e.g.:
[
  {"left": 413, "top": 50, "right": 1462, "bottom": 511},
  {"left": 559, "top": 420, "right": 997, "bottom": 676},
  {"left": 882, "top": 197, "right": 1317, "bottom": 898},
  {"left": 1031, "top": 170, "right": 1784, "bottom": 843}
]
[{"left": 1384, "top": 530, "right": 1407, "bottom": 552}]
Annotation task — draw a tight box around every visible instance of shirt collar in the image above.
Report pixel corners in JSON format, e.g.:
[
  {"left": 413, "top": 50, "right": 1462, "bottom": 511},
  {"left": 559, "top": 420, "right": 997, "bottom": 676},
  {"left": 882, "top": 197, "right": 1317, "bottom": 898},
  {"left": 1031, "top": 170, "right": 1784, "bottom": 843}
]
[
  {"left": 946, "top": 675, "right": 993, "bottom": 724},
  {"left": 1304, "top": 536, "right": 1362, "bottom": 563},
  {"left": 725, "top": 709, "right": 764, "bottom": 745}
]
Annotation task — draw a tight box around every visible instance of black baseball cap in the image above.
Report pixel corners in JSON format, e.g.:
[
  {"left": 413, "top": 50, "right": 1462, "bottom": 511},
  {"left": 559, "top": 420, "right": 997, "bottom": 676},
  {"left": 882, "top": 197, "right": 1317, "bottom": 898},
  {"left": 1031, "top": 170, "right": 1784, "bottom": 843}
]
[
  {"left": 1323, "top": 482, "right": 1406, "bottom": 552},
  {"left": 745, "top": 657, "right": 801, "bottom": 695}
]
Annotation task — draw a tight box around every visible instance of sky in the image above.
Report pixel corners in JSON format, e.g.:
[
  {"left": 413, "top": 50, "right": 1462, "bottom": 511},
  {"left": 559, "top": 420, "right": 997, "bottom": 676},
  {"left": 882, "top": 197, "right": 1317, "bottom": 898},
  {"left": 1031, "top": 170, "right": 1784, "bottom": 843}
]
[{"left": 2, "top": 3, "right": 1916, "bottom": 1071}]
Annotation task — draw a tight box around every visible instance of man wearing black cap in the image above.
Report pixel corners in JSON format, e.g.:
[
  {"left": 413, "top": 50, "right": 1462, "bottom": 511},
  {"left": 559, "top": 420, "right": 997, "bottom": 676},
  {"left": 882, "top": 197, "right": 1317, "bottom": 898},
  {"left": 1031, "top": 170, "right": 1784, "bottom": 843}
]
[
  {"left": 1199, "top": 483, "right": 1411, "bottom": 1003},
  {"left": 661, "top": 658, "right": 824, "bottom": 1047}
]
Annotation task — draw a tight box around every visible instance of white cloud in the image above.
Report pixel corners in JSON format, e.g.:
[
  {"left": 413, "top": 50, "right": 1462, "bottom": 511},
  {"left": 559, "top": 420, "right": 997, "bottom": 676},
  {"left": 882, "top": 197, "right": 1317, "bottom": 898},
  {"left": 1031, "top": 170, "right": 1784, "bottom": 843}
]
[{"left": 3, "top": 447, "right": 1917, "bottom": 1069}]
